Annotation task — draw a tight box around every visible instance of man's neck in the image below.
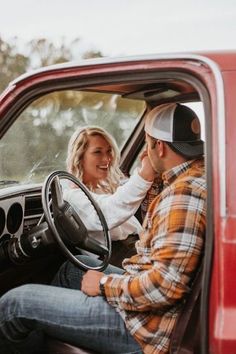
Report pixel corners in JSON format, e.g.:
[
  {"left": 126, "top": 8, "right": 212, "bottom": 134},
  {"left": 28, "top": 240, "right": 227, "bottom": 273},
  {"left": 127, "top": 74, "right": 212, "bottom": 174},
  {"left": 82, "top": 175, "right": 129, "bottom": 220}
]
[{"left": 164, "top": 154, "right": 187, "bottom": 172}]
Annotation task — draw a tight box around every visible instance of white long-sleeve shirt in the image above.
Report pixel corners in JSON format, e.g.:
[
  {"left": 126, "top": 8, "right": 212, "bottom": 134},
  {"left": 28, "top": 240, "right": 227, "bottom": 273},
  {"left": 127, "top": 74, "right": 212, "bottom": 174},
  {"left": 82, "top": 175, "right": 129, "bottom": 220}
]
[{"left": 63, "top": 171, "right": 152, "bottom": 241}]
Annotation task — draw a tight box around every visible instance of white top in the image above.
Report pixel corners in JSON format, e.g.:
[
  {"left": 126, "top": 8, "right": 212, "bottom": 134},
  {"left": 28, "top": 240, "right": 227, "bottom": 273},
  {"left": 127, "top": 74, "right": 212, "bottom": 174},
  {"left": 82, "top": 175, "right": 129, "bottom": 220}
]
[{"left": 63, "top": 171, "right": 152, "bottom": 242}]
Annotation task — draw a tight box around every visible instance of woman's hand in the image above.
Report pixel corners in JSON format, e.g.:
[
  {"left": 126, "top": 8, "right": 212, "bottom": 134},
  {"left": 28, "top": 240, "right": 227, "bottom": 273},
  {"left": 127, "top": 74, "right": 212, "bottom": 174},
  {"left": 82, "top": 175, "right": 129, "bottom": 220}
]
[{"left": 138, "top": 150, "right": 155, "bottom": 182}]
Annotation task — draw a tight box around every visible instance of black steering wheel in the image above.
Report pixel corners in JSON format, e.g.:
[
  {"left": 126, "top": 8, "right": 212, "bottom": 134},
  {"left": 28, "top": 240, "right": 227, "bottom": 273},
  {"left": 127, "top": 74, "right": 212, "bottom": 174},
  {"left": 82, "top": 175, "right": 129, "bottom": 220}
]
[{"left": 42, "top": 171, "right": 111, "bottom": 271}]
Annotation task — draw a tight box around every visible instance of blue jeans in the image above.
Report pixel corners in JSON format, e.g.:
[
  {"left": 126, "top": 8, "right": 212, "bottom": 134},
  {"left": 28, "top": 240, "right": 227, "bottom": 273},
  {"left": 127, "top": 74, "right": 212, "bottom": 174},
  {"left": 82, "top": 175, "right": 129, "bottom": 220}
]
[{"left": 0, "top": 256, "right": 142, "bottom": 354}]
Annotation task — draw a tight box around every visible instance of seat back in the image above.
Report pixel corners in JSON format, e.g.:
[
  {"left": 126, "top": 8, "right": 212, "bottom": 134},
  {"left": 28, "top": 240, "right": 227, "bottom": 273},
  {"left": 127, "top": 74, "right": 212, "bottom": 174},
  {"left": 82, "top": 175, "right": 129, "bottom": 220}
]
[{"left": 169, "top": 264, "right": 203, "bottom": 354}]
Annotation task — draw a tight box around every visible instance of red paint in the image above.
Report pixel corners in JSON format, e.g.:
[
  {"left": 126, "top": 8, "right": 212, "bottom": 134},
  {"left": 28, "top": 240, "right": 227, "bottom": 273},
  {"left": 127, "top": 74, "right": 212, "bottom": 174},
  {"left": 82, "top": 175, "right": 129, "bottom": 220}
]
[{"left": 1, "top": 52, "right": 236, "bottom": 352}]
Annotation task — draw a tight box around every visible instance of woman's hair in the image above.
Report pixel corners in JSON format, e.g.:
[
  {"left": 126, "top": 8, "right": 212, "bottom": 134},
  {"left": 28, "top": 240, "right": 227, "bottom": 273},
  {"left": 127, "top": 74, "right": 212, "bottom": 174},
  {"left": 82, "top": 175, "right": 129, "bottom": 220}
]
[{"left": 66, "top": 126, "right": 124, "bottom": 193}]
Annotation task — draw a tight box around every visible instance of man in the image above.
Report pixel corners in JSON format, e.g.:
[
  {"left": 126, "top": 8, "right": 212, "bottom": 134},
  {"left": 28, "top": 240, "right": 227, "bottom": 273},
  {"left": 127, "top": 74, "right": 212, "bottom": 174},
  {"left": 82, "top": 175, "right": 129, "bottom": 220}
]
[{"left": 0, "top": 103, "right": 206, "bottom": 354}]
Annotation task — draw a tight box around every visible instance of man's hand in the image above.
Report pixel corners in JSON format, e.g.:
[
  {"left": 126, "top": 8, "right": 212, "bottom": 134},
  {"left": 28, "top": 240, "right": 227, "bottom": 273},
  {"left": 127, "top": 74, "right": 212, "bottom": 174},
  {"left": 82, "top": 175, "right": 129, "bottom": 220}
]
[{"left": 81, "top": 270, "right": 104, "bottom": 296}]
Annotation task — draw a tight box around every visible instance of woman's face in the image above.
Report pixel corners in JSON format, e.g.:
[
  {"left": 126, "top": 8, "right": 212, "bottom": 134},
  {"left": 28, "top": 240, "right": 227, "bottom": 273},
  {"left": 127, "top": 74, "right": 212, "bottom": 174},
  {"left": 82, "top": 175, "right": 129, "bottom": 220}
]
[{"left": 81, "top": 134, "right": 113, "bottom": 187}]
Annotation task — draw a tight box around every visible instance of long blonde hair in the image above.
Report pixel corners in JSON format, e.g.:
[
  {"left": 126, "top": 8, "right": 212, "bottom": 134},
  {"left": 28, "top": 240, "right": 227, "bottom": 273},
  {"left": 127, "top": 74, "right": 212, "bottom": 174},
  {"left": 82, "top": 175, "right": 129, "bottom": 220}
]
[{"left": 66, "top": 126, "right": 124, "bottom": 193}]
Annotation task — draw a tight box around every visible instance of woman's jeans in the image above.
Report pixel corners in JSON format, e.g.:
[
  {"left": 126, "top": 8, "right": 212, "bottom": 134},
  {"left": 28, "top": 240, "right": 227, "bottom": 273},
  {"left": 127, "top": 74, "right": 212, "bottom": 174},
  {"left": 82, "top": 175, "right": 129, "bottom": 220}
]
[{"left": 0, "top": 255, "right": 142, "bottom": 354}]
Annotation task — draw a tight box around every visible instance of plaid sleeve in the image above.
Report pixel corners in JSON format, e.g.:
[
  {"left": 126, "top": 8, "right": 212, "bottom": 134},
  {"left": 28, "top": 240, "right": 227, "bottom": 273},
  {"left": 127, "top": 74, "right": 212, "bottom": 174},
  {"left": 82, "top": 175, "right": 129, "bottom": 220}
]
[{"left": 104, "top": 181, "right": 206, "bottom": 312}]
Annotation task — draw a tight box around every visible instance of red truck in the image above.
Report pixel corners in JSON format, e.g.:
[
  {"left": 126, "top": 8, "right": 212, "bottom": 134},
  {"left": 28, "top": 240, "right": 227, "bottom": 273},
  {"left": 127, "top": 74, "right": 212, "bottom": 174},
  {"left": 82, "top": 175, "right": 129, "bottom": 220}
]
[{"left": 0, "top": 51, "right": 235, "bottom": 353}]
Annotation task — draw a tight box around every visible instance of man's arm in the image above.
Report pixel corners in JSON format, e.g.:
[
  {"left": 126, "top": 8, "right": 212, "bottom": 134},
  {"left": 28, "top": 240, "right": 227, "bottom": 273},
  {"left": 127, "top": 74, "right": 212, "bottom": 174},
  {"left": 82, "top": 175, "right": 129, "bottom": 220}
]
[{"left": 101, "top": 185, "right": 206, "bottom": 311}]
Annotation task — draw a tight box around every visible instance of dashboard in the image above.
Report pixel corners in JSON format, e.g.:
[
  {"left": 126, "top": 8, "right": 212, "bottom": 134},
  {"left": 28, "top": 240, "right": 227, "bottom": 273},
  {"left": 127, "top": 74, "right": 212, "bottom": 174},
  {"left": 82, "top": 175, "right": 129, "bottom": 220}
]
[
  {"left": 0, "top": 184, "right": 65, "bottom": 295},
  {"left": 0, "top": 184, "right": 50, "bottom": 264},
  {"left": 0, "top": 182, "right": 130, "bottom": 294},
  {"left": 0, "top": 195, "right": 24, "bottom": 240}
]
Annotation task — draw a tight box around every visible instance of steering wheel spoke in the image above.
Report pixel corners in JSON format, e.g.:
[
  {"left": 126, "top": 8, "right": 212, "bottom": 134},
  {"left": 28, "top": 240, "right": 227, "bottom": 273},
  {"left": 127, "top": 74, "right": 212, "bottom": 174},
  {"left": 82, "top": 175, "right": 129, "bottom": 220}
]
[{"left": 42, "top": 171, "right": 111, "bottom": 270}]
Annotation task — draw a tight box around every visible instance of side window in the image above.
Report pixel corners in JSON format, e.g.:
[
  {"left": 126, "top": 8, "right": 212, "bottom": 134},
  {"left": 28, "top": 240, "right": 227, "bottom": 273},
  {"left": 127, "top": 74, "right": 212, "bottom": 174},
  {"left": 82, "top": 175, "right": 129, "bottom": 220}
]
[{"left": 0, "top": 90, "right": 145, "bottom": 184}]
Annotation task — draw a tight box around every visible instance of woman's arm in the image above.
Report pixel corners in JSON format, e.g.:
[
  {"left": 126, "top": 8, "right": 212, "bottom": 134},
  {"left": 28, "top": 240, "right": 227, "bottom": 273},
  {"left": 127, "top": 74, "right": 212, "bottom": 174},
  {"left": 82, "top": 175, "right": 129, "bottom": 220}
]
[
  {"left": 63, "top": 170, "right": 152, "bottom": 231},
  {"left": 109, "top": 215, "right": 143, "bottom": 241}
]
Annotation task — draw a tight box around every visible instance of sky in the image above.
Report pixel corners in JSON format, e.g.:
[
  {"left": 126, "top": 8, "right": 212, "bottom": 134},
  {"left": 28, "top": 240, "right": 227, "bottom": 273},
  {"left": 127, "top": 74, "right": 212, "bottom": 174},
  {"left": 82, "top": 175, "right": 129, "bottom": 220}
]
[{"left": 0, "top": 0, "right": 236, "bottom": 57}]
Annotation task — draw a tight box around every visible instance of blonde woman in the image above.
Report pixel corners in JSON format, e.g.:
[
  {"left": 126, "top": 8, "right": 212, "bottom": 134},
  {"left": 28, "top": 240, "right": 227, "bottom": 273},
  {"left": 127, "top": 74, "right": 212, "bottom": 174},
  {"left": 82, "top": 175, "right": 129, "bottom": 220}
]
[{"left": 66, "top": 126, "right": 143, "bottom": 247}]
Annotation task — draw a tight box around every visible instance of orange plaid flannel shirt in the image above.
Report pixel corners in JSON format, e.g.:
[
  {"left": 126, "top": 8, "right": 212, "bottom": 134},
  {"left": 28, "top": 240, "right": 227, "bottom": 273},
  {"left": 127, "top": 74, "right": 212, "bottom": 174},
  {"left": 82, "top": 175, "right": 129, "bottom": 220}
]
[{"left": 104, "top": 159, "right": 206, "bottom": 353}]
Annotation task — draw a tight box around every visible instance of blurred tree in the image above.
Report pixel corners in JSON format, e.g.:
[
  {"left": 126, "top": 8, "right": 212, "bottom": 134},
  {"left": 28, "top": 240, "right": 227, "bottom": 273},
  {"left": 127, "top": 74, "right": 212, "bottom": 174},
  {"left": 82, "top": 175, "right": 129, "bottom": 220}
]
[
  {"left": 26, "top": 38, "right": 103, "bottom": 69},
  {"left": 0, "top": 36, "right": 103, "bottom": 92},
  {"left": 82, "top": 50, "right": 103, "bottom": 59},
  {"left": 27, "top": 37, "right": 79, "bottom": 68},
  {"left": 0, "top": 37, "right": 29, "bottom": 92}
]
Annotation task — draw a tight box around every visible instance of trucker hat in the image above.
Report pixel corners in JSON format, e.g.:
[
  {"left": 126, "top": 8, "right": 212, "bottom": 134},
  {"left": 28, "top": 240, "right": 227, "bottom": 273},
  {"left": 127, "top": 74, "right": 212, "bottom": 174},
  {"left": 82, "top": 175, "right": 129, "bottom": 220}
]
[{"left": 144, "top": 103, "right": 204, "bottom": 158}]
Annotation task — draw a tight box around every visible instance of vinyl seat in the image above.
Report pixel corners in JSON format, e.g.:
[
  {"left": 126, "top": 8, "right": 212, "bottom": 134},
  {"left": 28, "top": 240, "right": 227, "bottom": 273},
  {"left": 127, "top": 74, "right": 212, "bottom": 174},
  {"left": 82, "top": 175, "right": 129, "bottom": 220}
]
[{"left": 47, "top": 338, "right": 98, "bottom": 354}]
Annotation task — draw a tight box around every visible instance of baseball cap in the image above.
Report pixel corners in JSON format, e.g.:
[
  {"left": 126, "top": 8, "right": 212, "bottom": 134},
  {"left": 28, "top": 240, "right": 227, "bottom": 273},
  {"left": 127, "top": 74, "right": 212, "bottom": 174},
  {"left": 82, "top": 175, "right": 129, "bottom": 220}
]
[{"left": 144, "top": 103, "right": 204, "bottom": 158}]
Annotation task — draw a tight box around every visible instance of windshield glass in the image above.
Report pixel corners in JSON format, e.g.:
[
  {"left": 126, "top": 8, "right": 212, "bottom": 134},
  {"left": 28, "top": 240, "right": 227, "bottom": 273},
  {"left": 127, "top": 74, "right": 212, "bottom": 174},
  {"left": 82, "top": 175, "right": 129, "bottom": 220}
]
[{"left": 0, "top": 90, "right": 145, "bottom": 189}]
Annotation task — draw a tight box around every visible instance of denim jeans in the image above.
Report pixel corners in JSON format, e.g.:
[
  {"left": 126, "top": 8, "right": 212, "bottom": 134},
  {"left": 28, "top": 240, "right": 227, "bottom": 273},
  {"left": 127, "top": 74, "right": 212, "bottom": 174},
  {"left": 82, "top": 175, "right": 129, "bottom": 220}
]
[{"left": 0, "top": 255, "right": 142, "bottom": 354}]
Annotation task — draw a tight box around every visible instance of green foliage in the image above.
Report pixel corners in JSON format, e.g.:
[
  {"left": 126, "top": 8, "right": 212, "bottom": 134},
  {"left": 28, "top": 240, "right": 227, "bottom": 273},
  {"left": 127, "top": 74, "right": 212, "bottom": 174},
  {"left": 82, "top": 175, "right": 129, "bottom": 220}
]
[
  {"left": 26, "top": 37, "right": 78, "bottom": 68},
  {"left": 0, "top": 37, "right": 29, "bottom": 92},
  {"left": 0, "top": 36, "right": 103, "bottom": 94}
]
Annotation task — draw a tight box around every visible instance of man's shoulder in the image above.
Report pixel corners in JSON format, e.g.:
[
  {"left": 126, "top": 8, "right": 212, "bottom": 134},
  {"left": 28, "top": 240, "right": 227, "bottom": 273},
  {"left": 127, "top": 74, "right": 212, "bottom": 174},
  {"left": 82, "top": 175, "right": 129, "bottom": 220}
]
[
  {"left": 161, "top": 172, "right": 206, "bottom": 201},
  {"left": 173, "top": 171, "right": 206, "bottom": 191}
]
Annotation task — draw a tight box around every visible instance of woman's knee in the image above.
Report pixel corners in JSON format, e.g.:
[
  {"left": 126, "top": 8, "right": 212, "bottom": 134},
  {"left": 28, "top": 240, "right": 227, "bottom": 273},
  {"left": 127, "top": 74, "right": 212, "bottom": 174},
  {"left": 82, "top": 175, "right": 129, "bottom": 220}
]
[
  {"left": 51, "top": 257, "right": 84, "bottom": 288},
  {"left": 52, "top": 255, "right": 101, "bottom": 288}
]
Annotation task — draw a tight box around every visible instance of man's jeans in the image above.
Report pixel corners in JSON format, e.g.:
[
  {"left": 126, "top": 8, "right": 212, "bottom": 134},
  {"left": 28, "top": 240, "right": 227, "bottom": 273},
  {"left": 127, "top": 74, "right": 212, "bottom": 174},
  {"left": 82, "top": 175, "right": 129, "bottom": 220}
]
[{"left": 0, "top": 256, "right": 142, "bottom": 354}]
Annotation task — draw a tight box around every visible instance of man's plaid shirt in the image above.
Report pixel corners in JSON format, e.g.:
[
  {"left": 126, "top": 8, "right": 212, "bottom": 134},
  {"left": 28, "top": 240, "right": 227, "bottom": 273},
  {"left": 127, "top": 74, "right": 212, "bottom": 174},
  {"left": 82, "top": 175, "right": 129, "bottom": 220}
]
[{"left": 103, "top": 158, "right": 206, "bottom": 353}]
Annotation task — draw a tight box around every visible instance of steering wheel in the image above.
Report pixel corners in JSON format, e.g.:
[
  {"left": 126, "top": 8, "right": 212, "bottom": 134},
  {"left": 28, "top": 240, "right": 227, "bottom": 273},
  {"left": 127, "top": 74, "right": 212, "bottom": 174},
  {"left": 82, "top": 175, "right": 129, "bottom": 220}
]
[{"left": 42, "top": 171, "right": 111, "bottom": 271}]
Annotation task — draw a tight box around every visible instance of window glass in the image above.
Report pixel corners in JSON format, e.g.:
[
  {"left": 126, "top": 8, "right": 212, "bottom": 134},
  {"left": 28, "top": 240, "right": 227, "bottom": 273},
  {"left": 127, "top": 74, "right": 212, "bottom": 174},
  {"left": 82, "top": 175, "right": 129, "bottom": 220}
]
[{"left": 0, "top": 90, "right": 145, "bottom": 187}]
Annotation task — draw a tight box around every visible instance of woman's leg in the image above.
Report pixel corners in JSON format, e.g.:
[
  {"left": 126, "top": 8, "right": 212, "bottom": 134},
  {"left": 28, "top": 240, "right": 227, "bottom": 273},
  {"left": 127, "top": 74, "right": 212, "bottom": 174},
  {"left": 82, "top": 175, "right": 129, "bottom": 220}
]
[{"left": 52, "top": 254, "right": 124, "bottom": 289}]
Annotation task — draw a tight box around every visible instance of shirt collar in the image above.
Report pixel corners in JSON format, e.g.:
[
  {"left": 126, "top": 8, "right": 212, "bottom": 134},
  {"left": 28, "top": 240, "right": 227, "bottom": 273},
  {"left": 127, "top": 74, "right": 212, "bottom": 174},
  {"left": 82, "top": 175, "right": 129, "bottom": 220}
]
[{"left": 162, "top": 158, "right": 203, "bottom": 187}]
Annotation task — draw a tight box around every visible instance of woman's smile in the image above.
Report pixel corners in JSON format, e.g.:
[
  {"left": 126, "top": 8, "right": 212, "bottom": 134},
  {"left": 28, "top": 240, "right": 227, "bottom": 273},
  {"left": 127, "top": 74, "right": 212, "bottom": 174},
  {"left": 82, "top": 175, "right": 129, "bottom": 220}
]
[{"left": 81, "top": 135, "right": 112, "bottom": 187}]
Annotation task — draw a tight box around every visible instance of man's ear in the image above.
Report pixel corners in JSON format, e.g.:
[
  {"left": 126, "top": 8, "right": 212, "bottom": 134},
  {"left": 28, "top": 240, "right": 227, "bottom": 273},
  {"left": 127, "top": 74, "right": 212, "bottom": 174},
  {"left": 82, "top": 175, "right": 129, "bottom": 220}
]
[{"left": 157, "top": 140, "right": 165, "bottom": 157}]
